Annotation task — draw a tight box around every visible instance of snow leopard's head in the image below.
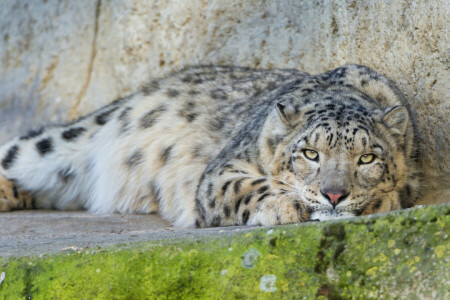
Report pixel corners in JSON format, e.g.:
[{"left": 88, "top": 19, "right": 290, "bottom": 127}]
[{"left": 262, "top": 65, "right": 421, "bottom": 220}]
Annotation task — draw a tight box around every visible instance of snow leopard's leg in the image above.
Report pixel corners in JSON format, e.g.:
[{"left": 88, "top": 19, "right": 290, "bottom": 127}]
[{"left": 195, "top": 161, "right": 310, "bottom": 227}]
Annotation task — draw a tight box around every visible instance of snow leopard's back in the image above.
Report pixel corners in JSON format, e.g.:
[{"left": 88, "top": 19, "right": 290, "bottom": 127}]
[{"left": 0, "top": 66, "right": 305, "bottom": 227}]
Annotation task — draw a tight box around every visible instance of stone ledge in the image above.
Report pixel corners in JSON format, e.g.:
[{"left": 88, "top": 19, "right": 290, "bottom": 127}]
[
  {"left": 0, "top": 210, "right": 253, "bottom": 258},
  {"left": 0, "top": 204, "right": 448, "bottom": 299}
]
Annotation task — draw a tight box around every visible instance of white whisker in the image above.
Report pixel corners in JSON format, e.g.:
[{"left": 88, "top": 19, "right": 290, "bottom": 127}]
[{"left": 272, "top": 177, "right": 300, "bottom": 191}]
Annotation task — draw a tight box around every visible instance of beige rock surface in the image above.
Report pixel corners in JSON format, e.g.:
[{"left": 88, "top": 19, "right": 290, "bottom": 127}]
[{"left": 0, "top": 0, "right": 448, "bottom": 202}]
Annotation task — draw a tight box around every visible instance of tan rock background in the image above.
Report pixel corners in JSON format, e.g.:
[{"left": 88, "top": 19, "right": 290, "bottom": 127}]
[{"left": 0, "top": 0, "right": 448, "bottom": 203}]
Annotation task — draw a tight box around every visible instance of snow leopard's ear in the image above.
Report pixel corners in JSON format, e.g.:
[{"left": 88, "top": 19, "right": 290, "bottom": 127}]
[
  {"left": 276, "top": 102, "right": 301, "bottom": 127},
  {"left": 276, "top": 102, "right": 290, "bottom": 124},
  {"left": 382, "top": 106, "right": 409, "bottom": 135}
]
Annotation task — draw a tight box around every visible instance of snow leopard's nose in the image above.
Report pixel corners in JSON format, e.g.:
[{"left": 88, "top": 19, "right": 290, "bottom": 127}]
[{"left": 320, "top": 188, "right": 349, "bottom": 208}]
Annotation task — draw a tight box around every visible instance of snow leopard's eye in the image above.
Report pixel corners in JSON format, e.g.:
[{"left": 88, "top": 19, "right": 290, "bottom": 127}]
[
  {"left": 359, "top": 154, "right": 376, "bottom": 164},
  {"left": 302, "top": 149, "right": 319, "bottom": 162}
]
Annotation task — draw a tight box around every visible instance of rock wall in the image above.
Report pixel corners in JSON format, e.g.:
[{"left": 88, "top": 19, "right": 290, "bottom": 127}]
[{"left": 0, "top": 0, "right": 448, "bottom": 202}]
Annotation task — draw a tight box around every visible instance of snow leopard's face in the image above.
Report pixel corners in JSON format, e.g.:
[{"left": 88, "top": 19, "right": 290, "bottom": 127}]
[
  {"left": 270, "top": 94, "right": 410, "bottom": 221},
  {"left": 293, "top": 112, "right": 402, "bottom": 220}
]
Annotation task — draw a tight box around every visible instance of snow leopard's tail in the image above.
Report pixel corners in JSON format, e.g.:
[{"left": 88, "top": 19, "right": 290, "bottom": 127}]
[{"left": 0, "top": 98, "right": 128, "bottom": 210}]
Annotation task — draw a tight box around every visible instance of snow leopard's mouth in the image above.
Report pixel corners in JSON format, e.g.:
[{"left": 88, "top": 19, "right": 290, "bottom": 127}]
[{"left": 309, "top": 210, "right": 355, "bottom": 221}]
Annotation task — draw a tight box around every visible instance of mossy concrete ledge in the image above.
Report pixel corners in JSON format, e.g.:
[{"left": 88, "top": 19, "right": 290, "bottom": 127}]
[{"left": 0, "top": 205, "right": 448, "bottom": 299}]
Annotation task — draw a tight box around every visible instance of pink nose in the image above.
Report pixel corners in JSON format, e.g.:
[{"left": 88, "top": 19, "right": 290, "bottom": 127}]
[{"left": 327, "top": 193, "right": 343, "bottom": 205}]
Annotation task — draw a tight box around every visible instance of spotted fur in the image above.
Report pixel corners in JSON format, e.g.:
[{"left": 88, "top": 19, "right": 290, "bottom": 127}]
[{"left": 0, "top": 65, "right": 421, "bottom": 227}]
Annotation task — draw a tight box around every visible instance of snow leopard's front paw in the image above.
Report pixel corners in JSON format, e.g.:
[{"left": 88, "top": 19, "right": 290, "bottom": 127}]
[
  {"left": 248, "top": 194, "right": 309, "bottom": 226},
  {"left": 0, "top": 175, "right": 34, "bottom": 212}
]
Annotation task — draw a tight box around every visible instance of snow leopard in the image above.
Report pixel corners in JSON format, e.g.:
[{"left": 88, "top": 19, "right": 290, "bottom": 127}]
[{"left": 0, "top": 64, "right": 421, "bottom": 228}]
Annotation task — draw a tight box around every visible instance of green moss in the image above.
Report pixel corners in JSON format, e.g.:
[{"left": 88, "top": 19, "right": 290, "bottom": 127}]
[{"left": 1, "top": 204, "right": 449, "bottom": 299}]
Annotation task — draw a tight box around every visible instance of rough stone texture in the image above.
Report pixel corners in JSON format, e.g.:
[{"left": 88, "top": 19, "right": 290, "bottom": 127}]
[
  {"left": 0, "top": 204, "right": 448, "bottom": 298},
  {"left": 0, "top": 210, "right": 255, "bottom": 257},
  {"left": 0, "top": 0, "right": 448, "bottom": 201}
]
